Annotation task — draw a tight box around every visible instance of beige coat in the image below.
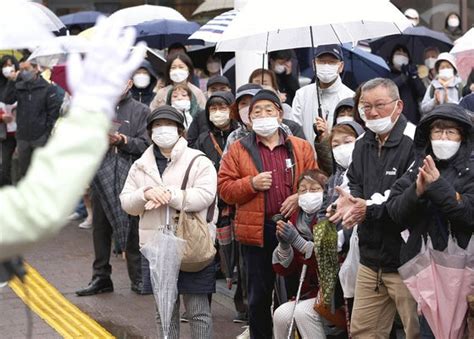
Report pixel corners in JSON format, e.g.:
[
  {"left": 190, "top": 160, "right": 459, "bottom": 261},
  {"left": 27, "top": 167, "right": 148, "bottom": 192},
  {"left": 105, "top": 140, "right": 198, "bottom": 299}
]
[
  {"left": 149, "top": 83, "right": 207, "bottom": 111},
  {"left": 120, "top": 137, "right": 217, "bottom": 246}
]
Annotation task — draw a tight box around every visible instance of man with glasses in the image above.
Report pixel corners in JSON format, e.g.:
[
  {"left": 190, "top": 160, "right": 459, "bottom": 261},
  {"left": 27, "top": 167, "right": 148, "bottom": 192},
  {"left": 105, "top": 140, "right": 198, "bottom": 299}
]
[
  {"left": 218, "top": 90, "right": 316, "bottom": 339},
  {"left": 329, "top": 78, "right": 420, "bottom": 337},
  {"left": 292, "top": 44, "right": 353, "bottom": 144}
]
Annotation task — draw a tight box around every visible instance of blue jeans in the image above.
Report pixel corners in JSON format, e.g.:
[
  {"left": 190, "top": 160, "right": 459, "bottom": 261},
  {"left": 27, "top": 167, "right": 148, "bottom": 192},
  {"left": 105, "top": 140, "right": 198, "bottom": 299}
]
[
  {"left": 75, "top": 199, "right": 87, "bottom": 218},
  {"left": 244, "top": 220, "right": 278, "bottom": 339}
]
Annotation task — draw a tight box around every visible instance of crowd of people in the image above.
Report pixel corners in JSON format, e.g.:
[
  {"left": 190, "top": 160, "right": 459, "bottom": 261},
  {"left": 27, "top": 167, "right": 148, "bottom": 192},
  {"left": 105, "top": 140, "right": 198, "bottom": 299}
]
[{"left": 0, "top": 9, "right": 473, "bottom": 339}]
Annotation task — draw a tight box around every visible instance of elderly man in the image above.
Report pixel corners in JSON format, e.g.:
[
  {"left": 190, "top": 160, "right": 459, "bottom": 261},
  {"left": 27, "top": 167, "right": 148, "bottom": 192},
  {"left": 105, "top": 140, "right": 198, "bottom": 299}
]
[
  {"left": 218, "top": 90, "right": 316, "bottom": 339},
  {"left": 330, "top": 78, "right": 419, "bottom": 337}
]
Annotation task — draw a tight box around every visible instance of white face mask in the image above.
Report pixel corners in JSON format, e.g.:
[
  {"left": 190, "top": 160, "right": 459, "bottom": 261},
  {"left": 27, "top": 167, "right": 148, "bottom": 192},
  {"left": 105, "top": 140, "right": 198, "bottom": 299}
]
[
  {"left": 365, "top": 101, "right": 398, "bottom": 135},
  {"left": 424, "top": 57, "right": 437, "bottom": 70},
  {"left": 298, "top": 192, "right": 323, "bottom": 214},
  {"left": 2, "top": 66, "right": 14, "bottom": 78},
  {"left": 239, "top": 106, "right": 250, "bottom": 125},
  {"left": 210, "top": 110, "right": 230, "bottom": 128},
  {"left": 448, "top": 17, "right": 460, "bottom": 28},
  {"left": 252, "top": 117, "right": 280, "bottom": 137},
  {"left": 332, "top": 142, "right": 355, "bottom": 169},
  {"left": 172, "top": 99, "right": 191, "bottom": 112},
  {"left": 358, "top": 106, "right": 367, "bottom": 121},
  {"left": 438, "top": 68, "right": 454, "bottom": 80},
  {"left": 170, "top": 69, "right": 189, "bottom": 83},
  {"left": 207, "top": 62, "right": 220, "bottom": 74},
  {"left": 336, "top": 116, "right": 354, "bottom": 124},
  {"left": 133, "top": 73, "right": 151, "bottom": 88},
  {"left": 393, "top": 54, "right": 409, "bottom": 69},
  {"left": 151, "top": 126, "right": 180, "bottom": 149},
  {"left": 273, "top": 64, "right": 286, "bottom": 74},
  {"left": 316, "top": 64, "right": 339, "bottom": 83},
  {"left": 431, "top": 140, "right": 461, "bottom": 160}
]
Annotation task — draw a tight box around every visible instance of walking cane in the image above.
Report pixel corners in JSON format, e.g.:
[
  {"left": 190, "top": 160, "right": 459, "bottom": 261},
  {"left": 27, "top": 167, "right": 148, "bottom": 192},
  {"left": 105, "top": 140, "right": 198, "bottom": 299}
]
[{"left": 287, "top": 264, "right": 308, "bottom": 339}]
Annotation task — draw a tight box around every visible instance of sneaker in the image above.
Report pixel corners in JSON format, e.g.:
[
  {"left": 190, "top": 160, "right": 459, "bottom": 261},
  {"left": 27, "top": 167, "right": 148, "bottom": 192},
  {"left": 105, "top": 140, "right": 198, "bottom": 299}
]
[
  {"left": 236, "top": 327, "right": 249, "bottom": 339},
  {"left": 180, "top": 311, "right": 189, "bottom": 323},
  {"left": 78, "top": 219, "right": 92, "bottom": 229},
  {"left": 233, "top": 312, "right": 248, "bottom": 324},
  {"left": 67, "top": 212, "right": 82, "bottom": 221}
]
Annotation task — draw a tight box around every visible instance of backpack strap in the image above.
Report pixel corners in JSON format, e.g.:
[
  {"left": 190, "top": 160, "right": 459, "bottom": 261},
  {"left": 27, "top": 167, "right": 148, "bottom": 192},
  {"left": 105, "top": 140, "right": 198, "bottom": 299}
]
[{"left": 180, "top": 153, "right": 216, "bottom": 223}]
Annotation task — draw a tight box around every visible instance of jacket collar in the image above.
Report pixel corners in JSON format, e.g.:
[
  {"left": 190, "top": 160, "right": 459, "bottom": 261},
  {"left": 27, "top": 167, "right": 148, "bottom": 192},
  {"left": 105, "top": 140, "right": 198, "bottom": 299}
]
[
  {"left": 15, "top": 75, "right": 48, "bottom": 90},
  {"left": 321, "top": 76, "right": 343, "bottom": 95}
]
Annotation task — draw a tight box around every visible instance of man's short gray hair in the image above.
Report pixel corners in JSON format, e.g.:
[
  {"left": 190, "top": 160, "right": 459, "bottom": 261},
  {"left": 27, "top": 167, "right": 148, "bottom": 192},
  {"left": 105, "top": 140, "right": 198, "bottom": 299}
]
[{"left": 361, "top": 78, "right": 400, "bottom": 100}]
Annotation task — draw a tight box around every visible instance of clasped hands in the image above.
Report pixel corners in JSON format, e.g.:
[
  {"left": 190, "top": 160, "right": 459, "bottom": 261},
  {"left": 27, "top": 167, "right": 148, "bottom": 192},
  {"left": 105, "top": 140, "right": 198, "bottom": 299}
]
[
  {"left": 326, "top": 187, "right": 366, "bottom": 229},
  {"left": 416, "top": 155, "right": 439, "bottom": 197},
  {"left": 144, "top": 186, "right": 171, "bottom": 210}
]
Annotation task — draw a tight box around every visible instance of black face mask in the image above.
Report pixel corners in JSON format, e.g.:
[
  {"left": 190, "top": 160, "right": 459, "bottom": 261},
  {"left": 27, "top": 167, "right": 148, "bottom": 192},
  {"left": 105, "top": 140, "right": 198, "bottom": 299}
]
[{"left": 20, "top": 69, "right": 35, "bottom": 82}]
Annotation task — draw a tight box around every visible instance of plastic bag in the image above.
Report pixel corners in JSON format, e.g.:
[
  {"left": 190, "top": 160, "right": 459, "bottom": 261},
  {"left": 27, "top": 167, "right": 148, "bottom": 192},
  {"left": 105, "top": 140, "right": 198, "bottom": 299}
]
[{"left": 338, "top": 226, "right": 359, "bottom": 298}]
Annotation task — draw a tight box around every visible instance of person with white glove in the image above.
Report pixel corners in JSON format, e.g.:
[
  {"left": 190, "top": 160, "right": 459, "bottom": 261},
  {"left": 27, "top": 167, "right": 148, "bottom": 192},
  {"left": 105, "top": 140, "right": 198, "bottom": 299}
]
[{"left": 0, "top": 16, "right": 146, "bottom": 261}]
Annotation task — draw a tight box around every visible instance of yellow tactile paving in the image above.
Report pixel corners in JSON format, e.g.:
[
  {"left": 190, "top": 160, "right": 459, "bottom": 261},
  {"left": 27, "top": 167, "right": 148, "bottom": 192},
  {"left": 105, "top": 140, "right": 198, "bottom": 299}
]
[{"left": 8, "top": 263, "right": 115, "bottom": 338}]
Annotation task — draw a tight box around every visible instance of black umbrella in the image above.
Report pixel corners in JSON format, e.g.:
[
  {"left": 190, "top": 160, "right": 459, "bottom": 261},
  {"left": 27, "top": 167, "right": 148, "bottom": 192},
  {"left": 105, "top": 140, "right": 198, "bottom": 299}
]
[{"left": 369, "top": 26, "right": 453, "bottom": 65}]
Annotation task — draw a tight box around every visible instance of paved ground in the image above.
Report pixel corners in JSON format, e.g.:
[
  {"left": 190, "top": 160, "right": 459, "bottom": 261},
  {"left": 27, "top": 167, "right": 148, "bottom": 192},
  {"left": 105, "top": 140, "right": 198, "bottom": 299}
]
[{"left": 0, "top": 220, "right": 246, "bottom": 338}]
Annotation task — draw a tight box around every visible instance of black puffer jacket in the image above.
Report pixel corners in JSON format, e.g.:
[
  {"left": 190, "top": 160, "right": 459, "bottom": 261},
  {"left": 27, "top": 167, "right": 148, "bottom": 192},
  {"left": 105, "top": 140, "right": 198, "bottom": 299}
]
[
  {"left": 387, "top": 104, "right": 474, "bottom": 264},
  {"left": 3, "top": 75, "right": 61, "bottom": 141},
  {"left": 347, "top": 114, "right": 416, "bottom": 272}
]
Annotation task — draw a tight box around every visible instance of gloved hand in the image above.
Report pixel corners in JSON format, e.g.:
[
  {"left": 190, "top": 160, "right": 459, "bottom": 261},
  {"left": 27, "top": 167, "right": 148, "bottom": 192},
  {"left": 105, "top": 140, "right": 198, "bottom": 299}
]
[
  {"left": 276, "top": 221, "right": 312, "bottom": 257},
  {"left": 401, "top": 64, "right": 418, "bottom": 79},
  {"left": 67, "top": 17, "right": 146, "bottom": 119}
]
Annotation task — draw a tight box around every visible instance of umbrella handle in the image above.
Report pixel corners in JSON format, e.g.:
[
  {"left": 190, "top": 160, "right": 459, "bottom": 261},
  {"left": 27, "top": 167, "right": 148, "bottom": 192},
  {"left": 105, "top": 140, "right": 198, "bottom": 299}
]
[
  {"left": 165, "top": 205, "right": 170, "bottom": 230},
  {"left": 287, "top": 264, "right": 308, "bottom": 339}
]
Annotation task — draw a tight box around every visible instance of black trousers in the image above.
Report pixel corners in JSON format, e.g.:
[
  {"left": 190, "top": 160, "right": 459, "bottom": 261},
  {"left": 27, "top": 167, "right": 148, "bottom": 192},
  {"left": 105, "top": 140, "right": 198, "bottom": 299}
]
[
  {"left": 16, "top": 133, "right": 48, "bottom": 179},
  {"left": 244, "top": 220, "right": 278, "bottom": 339},
  {"left": 0, "top": 135, "right": 16, "bottom": 187},
  {"left": 91, "top": 192, "right": 141, "bottom": 285}
]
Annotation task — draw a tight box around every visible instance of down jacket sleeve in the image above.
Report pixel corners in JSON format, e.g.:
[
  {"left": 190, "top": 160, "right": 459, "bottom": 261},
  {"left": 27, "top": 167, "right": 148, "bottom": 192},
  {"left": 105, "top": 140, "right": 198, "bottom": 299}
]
[
  {"left": 120, "top": 162, "right": 148, "bottom": 216},
  {"left": 218, "top": 143, "right": 258, "bottom": 206},
  {"left": 168, "top": 155, "right": 217, "bottom": 213}
]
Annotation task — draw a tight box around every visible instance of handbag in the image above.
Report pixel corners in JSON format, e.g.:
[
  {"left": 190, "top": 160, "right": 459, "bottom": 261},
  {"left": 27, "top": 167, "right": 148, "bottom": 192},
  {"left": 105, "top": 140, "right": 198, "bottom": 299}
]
[{"left": 176, "top": 154, "right": 216, "bottom": 272}]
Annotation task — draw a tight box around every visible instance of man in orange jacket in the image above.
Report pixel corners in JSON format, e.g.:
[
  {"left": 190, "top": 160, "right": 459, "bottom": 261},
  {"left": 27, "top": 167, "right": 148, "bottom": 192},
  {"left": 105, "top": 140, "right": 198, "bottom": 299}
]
[{"left": 218, "top": 90, "right": 317, "bottom": 339}]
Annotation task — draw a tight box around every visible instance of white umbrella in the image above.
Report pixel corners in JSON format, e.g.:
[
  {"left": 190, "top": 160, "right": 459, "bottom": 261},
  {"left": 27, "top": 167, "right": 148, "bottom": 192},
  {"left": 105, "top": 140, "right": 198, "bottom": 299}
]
[
  {"left": 109, "top": 5, "right": 186, "bottom": 27},
  {"left": 27, "top": 2, "right": 65, "bottom": 32},
  {"left": 188, "top": 9, "right": 239, "bottom": 44},
  {"left": 216, "top": 0, "right": 412, "bottom": 52},
  {"left": 0, "top": 1, "right": 55, "bottom": 49},
  {"left": 450, "top": 28, "right": 474, "bottom": 81},
  {"left": 192, "top": 0, "right": 234, "bottom": 16},
  {"left": 28, "top": 36, "right": 91, "bottom": 68}
]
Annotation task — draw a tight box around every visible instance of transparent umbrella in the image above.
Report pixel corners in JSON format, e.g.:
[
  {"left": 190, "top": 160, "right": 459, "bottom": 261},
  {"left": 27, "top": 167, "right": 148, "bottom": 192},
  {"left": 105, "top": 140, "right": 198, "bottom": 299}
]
[{"left": 140, "top": 206, "right": 186, "bottom": 339}]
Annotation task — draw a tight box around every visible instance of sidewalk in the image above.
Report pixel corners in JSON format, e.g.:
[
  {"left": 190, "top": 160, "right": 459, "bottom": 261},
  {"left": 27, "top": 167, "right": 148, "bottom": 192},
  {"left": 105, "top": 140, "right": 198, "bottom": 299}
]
[{"left": 0, "top": 221, "right": 245, "bottom": 338}]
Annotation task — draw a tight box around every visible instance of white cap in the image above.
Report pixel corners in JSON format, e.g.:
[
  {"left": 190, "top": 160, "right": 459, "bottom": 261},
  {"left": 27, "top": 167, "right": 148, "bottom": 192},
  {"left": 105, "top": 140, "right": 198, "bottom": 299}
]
[{"left": 435, "top": 52, "right": 458, "bottom": 74}]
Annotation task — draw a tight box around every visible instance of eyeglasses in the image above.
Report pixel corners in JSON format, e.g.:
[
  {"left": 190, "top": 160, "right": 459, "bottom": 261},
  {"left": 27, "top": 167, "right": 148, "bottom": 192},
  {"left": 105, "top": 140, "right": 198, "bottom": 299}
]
[
  {"left": 250, "top": 104, "right": 279, "bottom": 118},
  {"left": 298, "top": 187, "right": 323, "bottom": 194},
  {"left": 430, "top": 128, "right": 461, "bottom": 140},
  {"left": 359, "top": 99, "right": 398, "bottom": 114}
]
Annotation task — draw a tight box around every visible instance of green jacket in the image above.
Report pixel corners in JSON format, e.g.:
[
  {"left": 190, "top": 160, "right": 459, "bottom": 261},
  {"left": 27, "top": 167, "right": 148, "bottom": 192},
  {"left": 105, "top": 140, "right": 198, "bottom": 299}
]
[{"left": 0, "top": 106, "right": 109, "bottom": 260}]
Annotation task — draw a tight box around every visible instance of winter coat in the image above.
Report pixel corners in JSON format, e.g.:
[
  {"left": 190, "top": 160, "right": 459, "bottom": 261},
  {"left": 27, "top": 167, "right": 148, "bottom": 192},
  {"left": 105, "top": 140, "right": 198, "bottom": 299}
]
[
  {"left": 292, "top": 77, "right": 354, "bottom": 143},
  {"left": 420, "top": 76, "right": 463, "bottom": 114},
  {"left": 186, "top": 109, "right": 207, "bottom": 148},
  {"left": 92, "top": 93, "right": 150, "bottom": 250},
  {"left": 120, "top": 137, "right": 217, "bottom": 246},
  {"left": 386, "top": 104, "right": 474, "bottom": 264},
  {"left": 460, "top": 93, "right": 474, "bottom": 112},
  {"left": 0, "top": 104, "right": 110, "bottom": 261},
  {"left": 218, "top": 130, "right": 317, "bottom": 247},
  {"left": 347, "top": 114, "right": 416, "bottom": 273},
  {"left": 3, "top": 76, "right": 61, "bottom": 141},
  {"left": 150, "top": 83, "right": 207, "bottom": 111},
  {"left": 389, "top": 68, "right": 426, "bottom": 125},
  {"left": 275, "top": 72, "right": 300, "bottom": 105}
]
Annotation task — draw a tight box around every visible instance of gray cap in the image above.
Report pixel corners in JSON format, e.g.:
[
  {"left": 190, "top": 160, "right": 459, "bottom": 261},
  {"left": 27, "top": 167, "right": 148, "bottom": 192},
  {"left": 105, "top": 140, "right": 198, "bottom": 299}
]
[{"left": 147, "top": 105, "right": 184, "bottom": 129}]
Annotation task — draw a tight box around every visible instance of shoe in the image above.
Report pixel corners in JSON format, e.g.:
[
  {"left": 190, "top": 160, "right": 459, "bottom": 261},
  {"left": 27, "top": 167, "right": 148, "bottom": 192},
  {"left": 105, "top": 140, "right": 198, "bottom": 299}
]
[
  {"left": 76, "top": 277, "right": 113, "bottom": 296},
  {"left": 131, "top": 281, "right": 149, "bottom": 295},
  {"left": 78, "top": 219, "right": 92, "bottom": 229},
  {"left": 180, "top": 311, "right": 189, "bottom": 323},
  {"left": 236, "top": 327, "right": 249, "bottom": 339},
  {"left": 233, "top": 312, "right": 248, "bottom": 324},
  {"left": 67, "top": 212, "right": 82, "bottom": 221}
]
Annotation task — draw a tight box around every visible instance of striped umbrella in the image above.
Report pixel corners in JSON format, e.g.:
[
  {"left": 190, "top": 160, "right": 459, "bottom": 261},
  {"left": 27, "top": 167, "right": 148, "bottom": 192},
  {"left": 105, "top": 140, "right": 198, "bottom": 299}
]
[{"left": 187, "top": 9, "right": 238, "bottom": 44}]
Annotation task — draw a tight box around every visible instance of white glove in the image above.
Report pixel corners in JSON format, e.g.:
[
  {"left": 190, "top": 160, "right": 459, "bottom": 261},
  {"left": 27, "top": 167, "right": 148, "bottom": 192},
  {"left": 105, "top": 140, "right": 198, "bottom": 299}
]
[{"left": 67, "top": 16, "right": 146, "bottom": 119}]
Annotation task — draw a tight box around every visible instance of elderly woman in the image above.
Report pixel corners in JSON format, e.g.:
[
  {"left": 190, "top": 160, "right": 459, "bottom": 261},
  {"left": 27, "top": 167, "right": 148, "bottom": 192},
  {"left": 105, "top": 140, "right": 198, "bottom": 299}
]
[
  {"left": 120, "top": 106, "right": 217, "bottom": 339},
  {"left": 387, "top": 103, "right": 474, "bottom": 338}
]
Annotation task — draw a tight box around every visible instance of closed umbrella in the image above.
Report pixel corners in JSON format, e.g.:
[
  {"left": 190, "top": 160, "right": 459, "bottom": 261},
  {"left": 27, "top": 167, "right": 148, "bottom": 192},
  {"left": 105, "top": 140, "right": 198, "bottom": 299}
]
[
  {"left": 134, "top": 19, "right": 200, "bottom": 49},
  {"left": 0, "top": 1, "right": 55, "bottom": 49},
  {"left": 140, "top": 206, "right": 186, "bottom": 339},
  {"left": 398, "top": 235, "right": 474, "bottom": 339},
  {"left": 369, "top": 26, "right": 453, "bottom": 65},
  {"left": 109, "top": 5, "right": 186, "bottom": 27},
  {"left": 60, "top": 11, "right": 103, "bottom": 29},
  {"left": 450, "top": 28, "right": 474, "bottom": 81}
]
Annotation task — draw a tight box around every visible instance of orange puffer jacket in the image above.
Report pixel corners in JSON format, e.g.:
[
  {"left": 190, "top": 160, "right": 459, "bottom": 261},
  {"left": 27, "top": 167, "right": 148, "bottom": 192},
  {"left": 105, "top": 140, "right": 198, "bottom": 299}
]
[{"left": 218, "top": 131, "right": 317, "bottom": 247}]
